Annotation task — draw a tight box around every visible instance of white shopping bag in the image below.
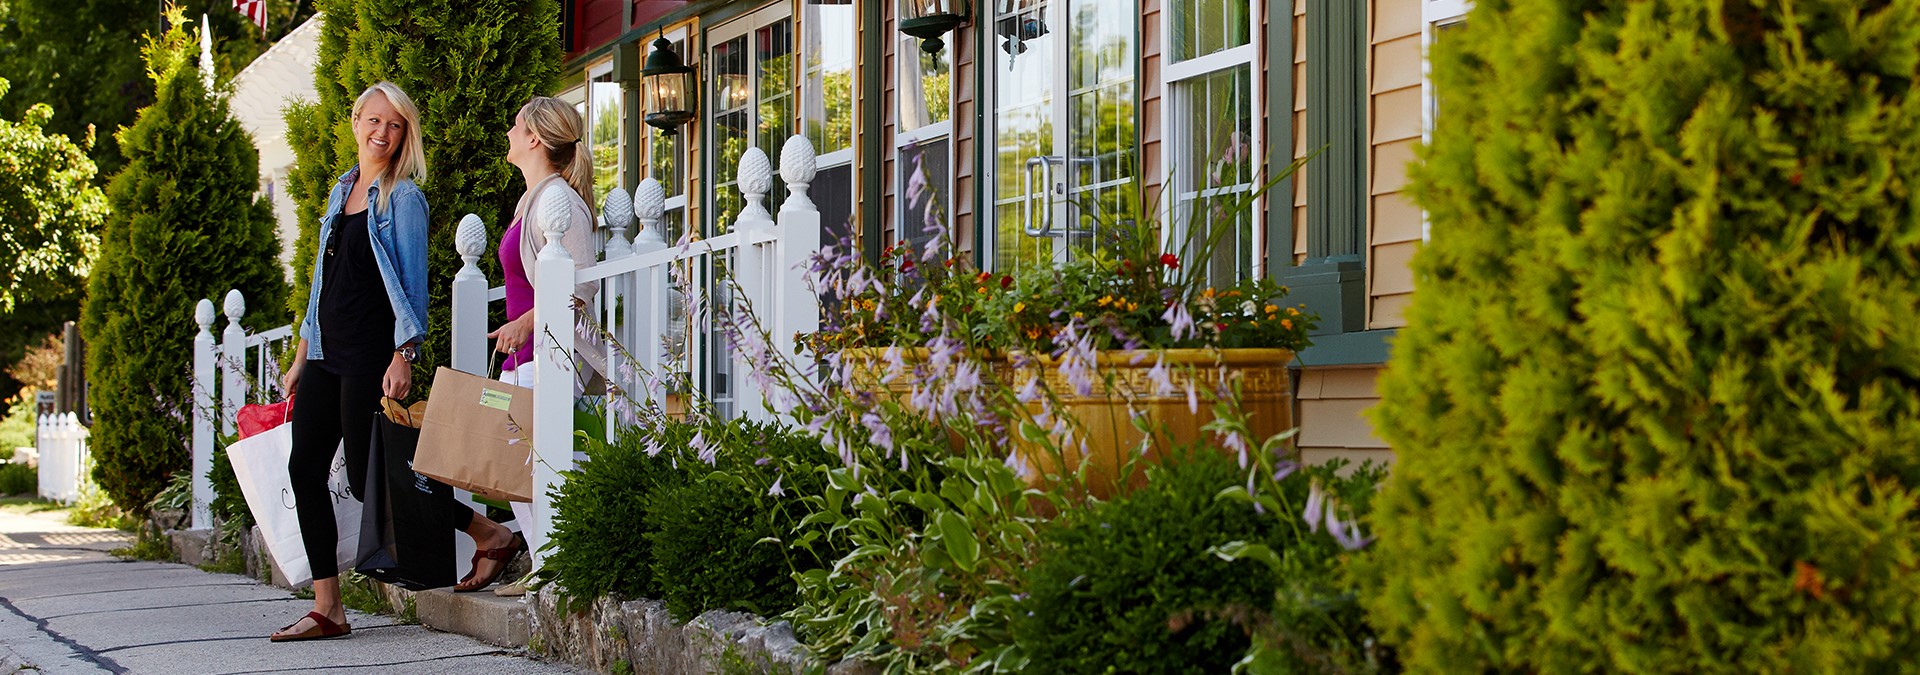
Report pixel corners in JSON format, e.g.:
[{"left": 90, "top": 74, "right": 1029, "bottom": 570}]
[{"left": 224, "top": 424, "right": 360, "bottom": 587}]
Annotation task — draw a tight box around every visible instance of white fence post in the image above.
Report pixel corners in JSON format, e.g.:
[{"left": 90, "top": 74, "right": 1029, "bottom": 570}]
[
  {"left": 632, "top": 179, "right": 668, "bottom": 406},
  {"left": 220, "top": 290, "right": 247, "bottom": 436},
  {"left": 191, "top": 299, "right": 218, "bottom": 529},
  {"left": 600, "top": 190, "right": 633, "bottom": 441},
  {"left": 36, "top": 414, "right": 90, "bottom": 503},
  {"left": 453, "top": 214, "right": 490, "bottom": 376},
  {"left": 777, "top": 135, "right": 822, "bottom": 401},
  {"left": 530, "top": 183, "right": 580, "bottom": 565},
  {"left": 733, "top": 147, "right": 775, "bottom": 422}
]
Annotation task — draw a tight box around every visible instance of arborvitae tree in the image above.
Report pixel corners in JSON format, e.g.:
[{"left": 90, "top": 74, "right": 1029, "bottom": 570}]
[
  {"left": 82, "top": 10, "right": 288, "bottom": 511},
  {"left": 284, "top": 0, "right": 560, "bottom": 382},
  {"left": 1362, "top": 1, "right": 1920, "bottom": 671}
]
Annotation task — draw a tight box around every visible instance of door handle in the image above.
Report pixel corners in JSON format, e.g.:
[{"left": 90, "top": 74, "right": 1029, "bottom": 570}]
[{"left": 1024, "top": 156, "right": 1054, "bottom": 237}]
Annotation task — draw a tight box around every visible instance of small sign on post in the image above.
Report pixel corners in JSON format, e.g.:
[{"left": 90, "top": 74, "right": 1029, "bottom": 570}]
[{"left": 35, "top": 391, "right": 54, "bottom": 417}]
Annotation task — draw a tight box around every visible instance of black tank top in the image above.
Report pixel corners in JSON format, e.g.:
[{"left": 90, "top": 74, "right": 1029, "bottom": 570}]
[{"left": 315, "top": 209, "right": 397, "bottom": 376}]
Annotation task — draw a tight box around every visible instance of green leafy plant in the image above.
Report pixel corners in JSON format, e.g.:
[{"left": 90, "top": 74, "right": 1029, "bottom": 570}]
[
  {"left": 1363, "top": 1, "right": 1920, "bottom": 671},
  {"left": 539, "top": 417, "right": 687, "bottom": 603},
  {"left": 0, "top": 463, "right": 35, "bottom": 496},
  {"left": 1011, "top": 446, "right": 1281, "bottom": 674},
  {"left": 645, "top": 419, "right": 840, "bottom": 621}
]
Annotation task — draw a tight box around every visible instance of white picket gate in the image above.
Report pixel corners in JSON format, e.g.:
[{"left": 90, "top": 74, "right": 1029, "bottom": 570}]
[
  {"left": 189, "top": 290, "right": 295, "bottom": 529},
  {"left": 451, "top": 134, "right": 823, "bottom": 563},
  {"left": 35, "top": 413, "right": 92, "bottom": 502}
]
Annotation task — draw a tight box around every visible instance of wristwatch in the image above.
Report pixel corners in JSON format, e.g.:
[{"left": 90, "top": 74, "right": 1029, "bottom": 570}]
[{"left": 396, "top": 344, "right": 421, "bottom": 364}]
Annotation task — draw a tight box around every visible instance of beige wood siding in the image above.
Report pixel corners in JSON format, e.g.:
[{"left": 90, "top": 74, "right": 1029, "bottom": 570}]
[
  {"left": 1367, "top": 0, "right": 1421, "bottom": 328},
  {"left": 1296, "top": 366, "right": 1394, "bottom": 467},
  {"left": 953, "top": 31, "right": 977, "bottom": 256}
]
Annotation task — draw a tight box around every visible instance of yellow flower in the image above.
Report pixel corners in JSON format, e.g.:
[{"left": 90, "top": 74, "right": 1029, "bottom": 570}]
[
  {"left": 1014, "top": 302, "right": 1026, "bottom": 313},
  {"left": 1281, "top": 319, "right": 1293, "bottom": 329},
  {"left": 1264, "top": 304, "right": 1278, "bottom": 314},
  {"left": 1202, "top": 287, "right": 1216, "bottom": 298},
  {"left": 1073, "top": 312, "right": 1084, "bottom": 319}
]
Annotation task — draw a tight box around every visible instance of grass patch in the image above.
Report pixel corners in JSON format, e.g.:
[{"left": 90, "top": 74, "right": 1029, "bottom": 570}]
[
  {"left": 111, "top": 523, "right": 176, "bottom": 562},
  {"left": 0, "top": 495, "right": 67, "bottom": 516}
]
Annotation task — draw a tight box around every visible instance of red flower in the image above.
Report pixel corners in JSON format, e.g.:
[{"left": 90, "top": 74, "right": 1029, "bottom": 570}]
[
  {"left": 1160, "top": 253, "right": 1180, "bottom": 268},
  {"left": 901, "top": 260, "right": 916, "bottom": 273},
  {"left": 1000, "top": 275, "right": 1013, "bottom": 289}
]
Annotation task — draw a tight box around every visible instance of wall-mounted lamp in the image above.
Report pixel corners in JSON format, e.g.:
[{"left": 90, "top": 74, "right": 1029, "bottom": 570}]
[
  {"left": 900, "top": 0, "right": 970, "bottom": 55},
  {"left": 642, "top": 35, "right": 697, "bottom": 135}
]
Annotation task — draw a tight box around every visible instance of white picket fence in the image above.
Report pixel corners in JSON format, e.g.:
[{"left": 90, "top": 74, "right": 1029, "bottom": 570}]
[
  {"left": 451, "top": 135, "right": 823, "bottom": 562},
  {"left": 35, "top": 413, "right": 91, "bottom": 502},
  {"left": 190, "top": 290, "right": 295, "bottom": 529}
]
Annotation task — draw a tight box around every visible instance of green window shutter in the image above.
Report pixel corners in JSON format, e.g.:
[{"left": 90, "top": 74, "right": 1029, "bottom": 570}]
[{"left": 1280, "top": 0, "right": 1368, "bottom": 336}]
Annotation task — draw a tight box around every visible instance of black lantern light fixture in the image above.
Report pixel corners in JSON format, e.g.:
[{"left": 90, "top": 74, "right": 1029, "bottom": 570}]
[
  {"left": 642, "top": 34, "right": 696, "bottom": 135},
  {"left": 900, "top": 0, "right": 970, "bottom": 55}
]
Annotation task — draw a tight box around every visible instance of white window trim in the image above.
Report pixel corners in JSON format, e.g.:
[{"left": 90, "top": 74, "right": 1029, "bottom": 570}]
[
  {"left": 1421, "top": 0, "right": 1470, "bottom": 241},
  {"left": 706, "top": 3, "right": 795, "bottom": 232},
  {"left": 801, "top": 3, "right": 858, "bottom": 170},
  {"left": 1160, "top": 1, "right": 1262, "bottom": 277},
  {"left": 894, "top": 25, "right": 954, "bottom": 247}
]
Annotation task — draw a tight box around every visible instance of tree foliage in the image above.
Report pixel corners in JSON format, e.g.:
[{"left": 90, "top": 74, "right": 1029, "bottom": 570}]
[
  {"left": 0, "top": 0, "right": 309, "bottom": 177},
  {"left": 81, "top": 9, "right": 287, "bottom": 511},
  {"left": 1364, "top": 1, "right": 1920, "bottom": 671},
  {"left": 0, "top": 77, "right": 107, "bottom": 313},
  {"left": 284, "top": 0, "right": 561, "bottom": 383}
]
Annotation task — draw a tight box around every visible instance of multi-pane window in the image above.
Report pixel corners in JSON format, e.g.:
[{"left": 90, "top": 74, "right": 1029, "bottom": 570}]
[
  {"left": 804, "top": 0, "right": 858, "bottom": 246},
  {"left": 587, "top": 68, "right": 622, "bottom": 209},
  {"left": 1166, "top": 0, "right": 1257, "bottom": 287},
  {"left": 897, "top": 20, "right": 952, "bottom": 254}
]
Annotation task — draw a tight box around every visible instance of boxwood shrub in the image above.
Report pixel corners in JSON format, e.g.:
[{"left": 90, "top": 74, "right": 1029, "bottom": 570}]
[{"left": 1012, "top": 447, "right": 1285, "bottom": 674}]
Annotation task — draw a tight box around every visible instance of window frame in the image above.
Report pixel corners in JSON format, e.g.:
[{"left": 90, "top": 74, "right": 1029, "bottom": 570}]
[
  {"left": 893, "top": 23, "right": 954, "bottom": 249},
  {"left": 1161, "top": 0, "right": 1262, "bottom": 280}
]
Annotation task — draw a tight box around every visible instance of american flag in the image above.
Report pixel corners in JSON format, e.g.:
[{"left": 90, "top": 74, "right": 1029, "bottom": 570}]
[{"left": 234, "top": 0, "right": 268, "bottom": 34}]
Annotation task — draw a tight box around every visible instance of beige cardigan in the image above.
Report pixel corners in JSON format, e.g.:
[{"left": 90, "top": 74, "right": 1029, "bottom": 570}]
[{"left": 512, "top": 174, "right": 607, "bottom": 388}]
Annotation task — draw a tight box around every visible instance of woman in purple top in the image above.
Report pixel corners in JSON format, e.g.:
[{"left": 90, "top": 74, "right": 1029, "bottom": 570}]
[{"left": 472, "top": 96, "right": 601, "bottom": 594}]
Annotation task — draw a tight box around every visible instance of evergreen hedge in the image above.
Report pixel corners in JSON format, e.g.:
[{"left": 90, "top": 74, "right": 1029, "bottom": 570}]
[
  {"left": 80, "top": 12, "right": 287, "bottom": 511},
  {"left": 1364, "top": 1, "right": 1920, "bottom": 671},
  {"left": 285, "top": 0, "right": 560, "bottom": 383}
]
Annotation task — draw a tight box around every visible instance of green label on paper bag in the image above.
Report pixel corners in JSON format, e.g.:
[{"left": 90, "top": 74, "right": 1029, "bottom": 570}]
[{"left": 479, "top": 389, "right": 514, "bottom": 411}]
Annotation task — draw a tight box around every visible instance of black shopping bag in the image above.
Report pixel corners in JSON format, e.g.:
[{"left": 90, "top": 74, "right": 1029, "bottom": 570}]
[{"left": 353, "top": 415, "right": 457, "bottom": 590}]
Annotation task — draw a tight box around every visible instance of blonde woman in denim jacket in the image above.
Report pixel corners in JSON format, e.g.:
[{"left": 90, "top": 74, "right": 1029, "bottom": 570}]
[{"left": 270, "top": 82, "right": 514, "bottom": 642}]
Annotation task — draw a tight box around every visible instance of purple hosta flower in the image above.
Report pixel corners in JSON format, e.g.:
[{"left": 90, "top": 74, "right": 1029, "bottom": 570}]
[
  {"left": 1148, "top": 356, "right": 1176, "bottom": 396},
  {"left": 861, "top": 410, "right": 894, "bottom": 452},
  {"left": 1003, "top": 452, "right": 1033, "bottom": 480},
  {"left": 1325, "top": 508, "right": 1373, "bottom": 551},
  {"left": 882, "top": 346, "right": 907, "bottom": 384},
  {"left": 1016, "top": 376, "right": 1043, "bottom": 404},
  {"left": 949, "top": 361, "right": 983, "bottom": 395},
  {"left": 755, "top": 456, "right": 772, "bottom": 466},
  {"left": 767, "top": 474, "right": 785, "bottom": 497},
  {"left": 1161, "top": 302, "right": 1196, "bottom": 341},
  {"left": 645, "top": 436, "right": 664, "bottom": 457},
  {"left": 693, "top": 430, "right": 719, "bottom": 465},
  {"left": 1272, "top": 459, "right": 1300, "bottom": 482},
  {"left": 909, "top": 384, "right": 940, "bottom": 416},
  {"left": 1187, "top": 384, "right": 1200, "bottom": 415},
  {"left": 1303, "top": 481, "right": 1327, "bottom": 533},
  {"left": 1222, "top": 430, "right": 1250, "bottom": 468}
]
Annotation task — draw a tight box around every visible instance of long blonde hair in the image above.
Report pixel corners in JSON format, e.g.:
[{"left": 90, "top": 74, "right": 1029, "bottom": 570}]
[
  {"left": 352, "top": 82, "right": 427, "bottom": 213},
  {"left": 518, "top": 96, "right": 595, "bottom": 212}
]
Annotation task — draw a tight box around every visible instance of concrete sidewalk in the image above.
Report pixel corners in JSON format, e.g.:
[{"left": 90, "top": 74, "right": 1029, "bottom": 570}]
[{"left": 0, "top": 509, "right": 581, "bottom": 674}]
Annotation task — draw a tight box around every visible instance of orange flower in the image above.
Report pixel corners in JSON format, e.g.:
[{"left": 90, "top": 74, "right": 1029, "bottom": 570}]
[{"left": 1281, "top": 319, "right": 1293, "bottom": 329}]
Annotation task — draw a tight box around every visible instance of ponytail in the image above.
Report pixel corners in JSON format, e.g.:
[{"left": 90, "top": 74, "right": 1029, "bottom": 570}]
[{"left": 518, "top": 96, "right": 597, "bottom": 218}]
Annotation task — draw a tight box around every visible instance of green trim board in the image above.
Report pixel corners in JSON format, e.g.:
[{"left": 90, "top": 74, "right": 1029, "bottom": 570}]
[
  {"left": 860, "top": 0, "right": 883, "bottom": 267},
  {"left": 1264, "top": 0, "right": 1294, "bottom": 278},
  {"left": 1291, "top": 328, "right": 1395, "bottom": 368},
  {"left": 1302, "top": 0, "right": 1366, "bottom": 262}
]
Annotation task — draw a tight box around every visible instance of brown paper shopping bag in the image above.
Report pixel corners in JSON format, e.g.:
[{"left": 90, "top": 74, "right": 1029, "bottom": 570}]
[{"left": 413, "top": 367, "right": 535, "bottom": 502}]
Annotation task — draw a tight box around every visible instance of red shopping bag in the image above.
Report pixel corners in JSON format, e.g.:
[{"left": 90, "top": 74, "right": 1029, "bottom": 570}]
[{"left": 236, "top": 397, "right": 294, "bottom": 440}]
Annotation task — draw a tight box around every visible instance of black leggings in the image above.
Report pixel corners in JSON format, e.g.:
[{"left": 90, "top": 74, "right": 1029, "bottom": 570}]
[{"left": 287, "top": 364, "right": 474, "bottom": 581}]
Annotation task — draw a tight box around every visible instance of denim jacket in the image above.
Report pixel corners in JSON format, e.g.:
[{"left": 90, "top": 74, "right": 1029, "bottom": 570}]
[{"left": 299, "top": 166, "right": 431, "bottom": 360}]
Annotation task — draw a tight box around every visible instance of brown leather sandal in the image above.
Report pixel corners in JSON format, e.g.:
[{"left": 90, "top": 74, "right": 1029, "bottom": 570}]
[
  {"left": 454, "top": 547, "right": 516, "bottom": 592},
  {"left": 269, "top": 611, "right": 350, "bottom": 642}
]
